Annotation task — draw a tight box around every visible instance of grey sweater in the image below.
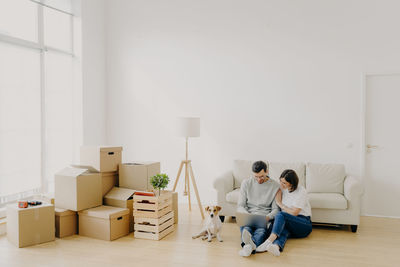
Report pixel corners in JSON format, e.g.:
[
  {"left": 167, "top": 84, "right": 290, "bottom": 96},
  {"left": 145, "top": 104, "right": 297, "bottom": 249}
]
[{"left": 237, "top": 177, "right": 280, "bottom": 220}]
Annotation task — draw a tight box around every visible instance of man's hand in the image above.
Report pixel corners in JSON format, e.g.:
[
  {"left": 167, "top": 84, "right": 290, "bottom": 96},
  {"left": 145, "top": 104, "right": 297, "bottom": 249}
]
[{"left": 266, "top": 216, "right": 270, "bottom": 222}]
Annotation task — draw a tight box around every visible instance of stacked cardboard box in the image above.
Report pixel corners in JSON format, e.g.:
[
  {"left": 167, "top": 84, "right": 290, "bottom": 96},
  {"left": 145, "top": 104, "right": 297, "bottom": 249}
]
[
  {"left": 166, "top": 190, "right": 179, "bottom": 224},
  {"left": 80, "top": 146, "right": 122, "bottom": 197},
  {"left": 55, "top": 166, "right": 102, "bottom": 211},
  {"left": 55, "top": 208, "right": 77, "bottom": 238},
  {"left": 79, "top": 205, "right": 129, "bottom": 241},
  {"left": 119, "top": 162, "right": 160, "bottom": 191},
  {"left": 51, "top": 146, "right": 129, "bottom": 242},
  {"left": 7, "top": 145, "right": 174, "bottom": 247},
  {"left": 70, "top": 146, "right": 131, "bottom": 241},
  {"left": 104, "top": 187, "right": 135, "bottom": 232}
]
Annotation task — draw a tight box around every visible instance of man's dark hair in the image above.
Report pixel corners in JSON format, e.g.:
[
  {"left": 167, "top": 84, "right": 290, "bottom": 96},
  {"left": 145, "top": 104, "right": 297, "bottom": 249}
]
[
  {"left": 252, "top": 161, "right": 268, "bottom": 173},
  {"left": 280, "top": 169, "right": 299, "bottom": 192}
]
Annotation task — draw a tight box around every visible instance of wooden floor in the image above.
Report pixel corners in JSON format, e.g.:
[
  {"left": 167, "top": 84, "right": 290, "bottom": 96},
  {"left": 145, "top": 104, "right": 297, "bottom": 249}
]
[{"left": 1, "top": 205, "right": 400, "bottom": 267}]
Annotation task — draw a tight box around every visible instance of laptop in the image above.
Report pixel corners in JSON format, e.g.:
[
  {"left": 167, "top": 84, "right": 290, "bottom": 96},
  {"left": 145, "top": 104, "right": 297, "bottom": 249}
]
[{"left": 235, "top": 211, "right": 269, "bottom": 228}]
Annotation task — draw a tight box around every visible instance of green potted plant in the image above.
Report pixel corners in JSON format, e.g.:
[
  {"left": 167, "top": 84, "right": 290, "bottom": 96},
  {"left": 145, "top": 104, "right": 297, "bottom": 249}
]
[{"left": 150, "top": 173, "right": 170, "bottom": 196}]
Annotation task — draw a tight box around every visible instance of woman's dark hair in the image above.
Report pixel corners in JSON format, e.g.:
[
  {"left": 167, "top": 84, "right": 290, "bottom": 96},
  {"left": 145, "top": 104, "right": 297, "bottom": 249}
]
[
  {"left": 280, "top": 169, "right": 299, "bottom": 192},
  {"left": 252, "top": 161, "right": 268, "bottom": 173}
]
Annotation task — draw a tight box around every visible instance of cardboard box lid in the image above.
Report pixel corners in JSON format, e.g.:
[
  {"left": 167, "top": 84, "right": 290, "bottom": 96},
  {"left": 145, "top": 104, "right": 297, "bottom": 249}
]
[
  {"left": 56, "top": 166, "right": 100, "bottom": 178},
  {"left": 55, "top": 208, "right": 76, "bottom": 217},
  {"left": 70, "top": 164, "right": 100, "bottom": 173},
  {"left": 56, "top": 167, "right": 87, "bottom": 177},
  {"left": 122, "top": 161, "right": 159, "bottom": 166},
  {"left": 81, "top": 146, "right": 123, "bottom": 152},
  {"left": 8, "top": 202, "right": 53, "bottom": 212},
  {"left": 104, "top": 187, "right": 135, "bottom": 201},
  {"left": 99, "top": 146, "right": 122, "bottom": 152},
  {"left": 78, "top": 205, "right": 129, "bottom": 219}
]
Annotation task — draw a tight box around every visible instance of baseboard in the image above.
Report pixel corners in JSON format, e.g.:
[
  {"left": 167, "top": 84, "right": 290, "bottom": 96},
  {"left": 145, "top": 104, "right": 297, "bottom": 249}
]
[
  {"left": 362, "top": 214, "right": 400, "bottom": 219},
  {"left": 0, "top": 219, "right": 6, "bottom": 236},
  {"left": 0, "top": 207, "right": 6, "bottom": 219}
]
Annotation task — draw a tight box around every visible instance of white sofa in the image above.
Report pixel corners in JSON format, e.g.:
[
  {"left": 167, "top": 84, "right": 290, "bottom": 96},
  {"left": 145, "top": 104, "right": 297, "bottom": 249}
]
[{"left": 213, "top": 160, "right": 363, "bottom": 232}]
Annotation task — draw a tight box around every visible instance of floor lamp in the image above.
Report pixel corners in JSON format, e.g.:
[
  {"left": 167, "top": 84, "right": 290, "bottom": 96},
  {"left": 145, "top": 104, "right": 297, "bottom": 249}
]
[{"left": 172, "top": 117, "right": 205, "bottom": 219}]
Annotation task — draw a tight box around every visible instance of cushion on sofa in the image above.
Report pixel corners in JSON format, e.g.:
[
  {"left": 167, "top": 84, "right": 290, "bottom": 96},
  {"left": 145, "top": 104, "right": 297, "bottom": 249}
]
[
  {"left": 226, "top": 188, "right": 240, "bottom": 204},
  {"left": 308, "top": 193, "right": 348, "bottom": 210},
  {"left": 306, "top": 163, "right": 346, "bottom": 194},
  {"left": 233, "top": 160, "right": 268, "bottom": 189},
  {"left": 269, "top": 162, "right": 306, "bottom": 187}
]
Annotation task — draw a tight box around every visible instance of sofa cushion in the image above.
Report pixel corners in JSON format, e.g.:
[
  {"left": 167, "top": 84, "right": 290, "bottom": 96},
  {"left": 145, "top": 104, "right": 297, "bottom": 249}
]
[
  {"left": 269, "top": 162, "right": 306, "bottom": 187},
  {"left": 226, "top": 188, "right": 240, "bottom": 204},
  {"left": 308, "top": 193, "right": 348, "bottom": 210},
  {"left": 233, "top": 160, "right": 268, "bottom": 189},
  {"left": 306, "top": 163, "right": 346, "bottom": 194}
]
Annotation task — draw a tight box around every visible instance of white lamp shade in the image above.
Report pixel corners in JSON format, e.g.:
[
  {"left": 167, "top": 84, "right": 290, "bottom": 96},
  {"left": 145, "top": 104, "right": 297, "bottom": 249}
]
[{"left": 177, "top": 117, "right": 200, "bottom": 137}]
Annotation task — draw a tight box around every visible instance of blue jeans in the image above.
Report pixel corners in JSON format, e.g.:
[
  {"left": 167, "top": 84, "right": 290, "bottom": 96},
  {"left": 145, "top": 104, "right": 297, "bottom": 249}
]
[
  {"left": 240, "top": 225, "right": 271, "bottom": 248},
  {"left": 271, "top": 211, "right": 312, "bottom": 251}
]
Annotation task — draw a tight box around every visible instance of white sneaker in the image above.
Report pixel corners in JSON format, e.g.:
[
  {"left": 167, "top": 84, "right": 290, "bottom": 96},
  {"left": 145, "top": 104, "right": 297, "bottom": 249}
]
[
  {"left": 239, "top": 244, "right": 253, "bottom": 257},
  {"left": 256, "top": 239, "right": 271, "bottom": 252},
  {"left": 267, "top": 244, "right": 281, "bottom": 256},
  {"left": 241, "top": 229, "right": 256, "bottom": 251}
]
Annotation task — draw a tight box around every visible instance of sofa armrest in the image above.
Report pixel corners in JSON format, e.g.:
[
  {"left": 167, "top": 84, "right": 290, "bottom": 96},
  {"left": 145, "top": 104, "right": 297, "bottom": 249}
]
[
  {"left": 213, "top": 171, "right": 234, "bottom": 195},
  {"left": 344, "top": 175, "right": 364, "bottom": 201}
]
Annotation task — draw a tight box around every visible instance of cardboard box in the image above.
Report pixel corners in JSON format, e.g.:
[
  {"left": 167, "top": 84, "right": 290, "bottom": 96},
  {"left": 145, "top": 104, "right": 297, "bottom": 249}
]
[
  {"left": 164, "top": 190, "right": 178, "bottom": 224},
  {"left": 119, "top": 162, "right": 160, "bottom": 191},
  {"left": 71, "top": 165, "right": 117, "bottom": 197},
  {"left": 80, "top": 146, "right": 122, "bottom": 172},
  {"left": 7, "top": 203, "right": 55, "bottom": 248},
  {"left": 104, "top": 187, "right": 135, "bottom": 232},
  {"left": 78, "top": 205, "right": 129, "bottom": 241},
  {"left": 55, "top": 166, "right": 102, "bottom": 211},
  {"left": 101, "top": 172, "right": 118, "bottom": 197},
  {"left": 172, "top": 191, "right": 178, "bottom": 224},
  {"left": 55, "top": 208, "right": 77, "bottom": 238}
]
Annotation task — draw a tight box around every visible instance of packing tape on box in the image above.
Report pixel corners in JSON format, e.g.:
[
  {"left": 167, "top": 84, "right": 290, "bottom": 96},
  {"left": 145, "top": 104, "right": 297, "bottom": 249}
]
[{"left": 34, "top": 208, "right": 40, "bottom": 221}]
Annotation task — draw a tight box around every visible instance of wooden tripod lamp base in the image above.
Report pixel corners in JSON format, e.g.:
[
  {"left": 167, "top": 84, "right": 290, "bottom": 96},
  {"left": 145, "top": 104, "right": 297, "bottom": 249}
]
[{"left": 172, "top": 160, "right": 205, "bottom": 219}]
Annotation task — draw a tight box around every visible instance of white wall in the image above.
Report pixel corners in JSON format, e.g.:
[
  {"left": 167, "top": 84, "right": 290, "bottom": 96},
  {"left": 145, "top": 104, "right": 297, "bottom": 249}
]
[
  {"left": 103, "top": 0, "right": 400, "bottom": 212},
  {"left": 81, "top": 0, "right": 107, "bottom": 146}
]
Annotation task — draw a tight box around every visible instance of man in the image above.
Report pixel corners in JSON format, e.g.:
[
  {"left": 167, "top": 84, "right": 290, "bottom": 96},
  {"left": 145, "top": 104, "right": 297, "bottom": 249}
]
[{"left": 237, "top": 161, "right": 280, "bottom": 257}]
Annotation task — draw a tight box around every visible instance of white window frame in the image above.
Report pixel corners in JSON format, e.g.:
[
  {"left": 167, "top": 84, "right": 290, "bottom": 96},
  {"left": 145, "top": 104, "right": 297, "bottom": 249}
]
[{"left": 0, "top": 0, "right": 77, "bottom": 206}]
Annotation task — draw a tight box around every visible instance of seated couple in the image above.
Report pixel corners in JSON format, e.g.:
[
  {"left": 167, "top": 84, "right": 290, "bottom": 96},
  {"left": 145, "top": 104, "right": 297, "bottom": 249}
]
[{"left": 237, "top": 161, "right": 312, "bottom": 257}]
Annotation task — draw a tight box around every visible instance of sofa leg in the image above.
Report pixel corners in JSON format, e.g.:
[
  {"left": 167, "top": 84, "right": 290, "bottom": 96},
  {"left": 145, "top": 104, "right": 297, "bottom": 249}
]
[
  {"left": 351, "top": 225, "right": 358, "bottom": 233},
  {"left": 219, "top": 216, "right": 225, "bottom": 223}
]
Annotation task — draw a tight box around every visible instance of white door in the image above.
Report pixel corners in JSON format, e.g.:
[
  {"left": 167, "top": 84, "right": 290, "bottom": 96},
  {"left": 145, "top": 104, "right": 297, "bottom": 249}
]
[{"left": 364, "top": 74, "right": 400, "bottom": 217}]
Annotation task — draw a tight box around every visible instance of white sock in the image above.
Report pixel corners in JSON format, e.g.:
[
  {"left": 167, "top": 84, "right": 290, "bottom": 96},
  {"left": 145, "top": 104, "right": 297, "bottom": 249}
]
[
  {"left": 267, "top": 243, "right": 281, "bottom": 256},
  {"left": 239, "top": 244, "right": 253, "bottom": 257},
  {"left": 256, "top": 239, "right": 271, "bottom": 252},
  {"left": 241, "top": 229, "right": 256, "bottom": 251}
]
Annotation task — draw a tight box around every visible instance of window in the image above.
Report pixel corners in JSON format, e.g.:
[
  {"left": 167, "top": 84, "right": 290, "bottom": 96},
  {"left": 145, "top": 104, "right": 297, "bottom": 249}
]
[
  {"left": 0, "top": 43, "right": 41, "bottom": 197},
  {"left": 44, "top": 6, "right": 72, "bottom": 52},
  {"left": 0, "top": 0, "right": 38, "bottom": 42},
  {"left": 0, "top": 0, "right": 80, "bottom": 206}
]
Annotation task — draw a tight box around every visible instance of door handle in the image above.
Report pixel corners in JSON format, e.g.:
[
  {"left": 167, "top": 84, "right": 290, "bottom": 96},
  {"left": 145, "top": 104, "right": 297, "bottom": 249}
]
[{"left": 366, "top": 144, "right": 379, "bottom": 149}]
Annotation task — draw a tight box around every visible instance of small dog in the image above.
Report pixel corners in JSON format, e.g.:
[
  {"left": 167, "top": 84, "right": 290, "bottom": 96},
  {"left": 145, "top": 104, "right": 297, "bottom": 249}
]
[{"left": 192, "top": 206, "right": 223, "bottom": 242}]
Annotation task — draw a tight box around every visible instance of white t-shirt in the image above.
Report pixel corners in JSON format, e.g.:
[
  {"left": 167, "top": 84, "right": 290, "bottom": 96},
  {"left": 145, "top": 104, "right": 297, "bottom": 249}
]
[{"left": 282, "top": 185, "right": 312, "bottom": 217}]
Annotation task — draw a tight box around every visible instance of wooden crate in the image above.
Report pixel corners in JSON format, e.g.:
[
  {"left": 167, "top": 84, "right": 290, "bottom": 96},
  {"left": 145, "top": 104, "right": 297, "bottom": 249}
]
[
  {"left": 133, "top": 192, "right": 175, "bottom": 240},
  {"left": 134, "top": 211, "right": 174, "bottom": 240},
  {"left": 133, "top": 192, "right": 172, "bottom": 219}
]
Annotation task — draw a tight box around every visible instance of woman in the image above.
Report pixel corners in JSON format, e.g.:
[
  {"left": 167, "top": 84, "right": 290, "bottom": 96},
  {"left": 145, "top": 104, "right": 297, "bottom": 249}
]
[{"left": 256, "top": 169, "right": 312, "bottom": 256}]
